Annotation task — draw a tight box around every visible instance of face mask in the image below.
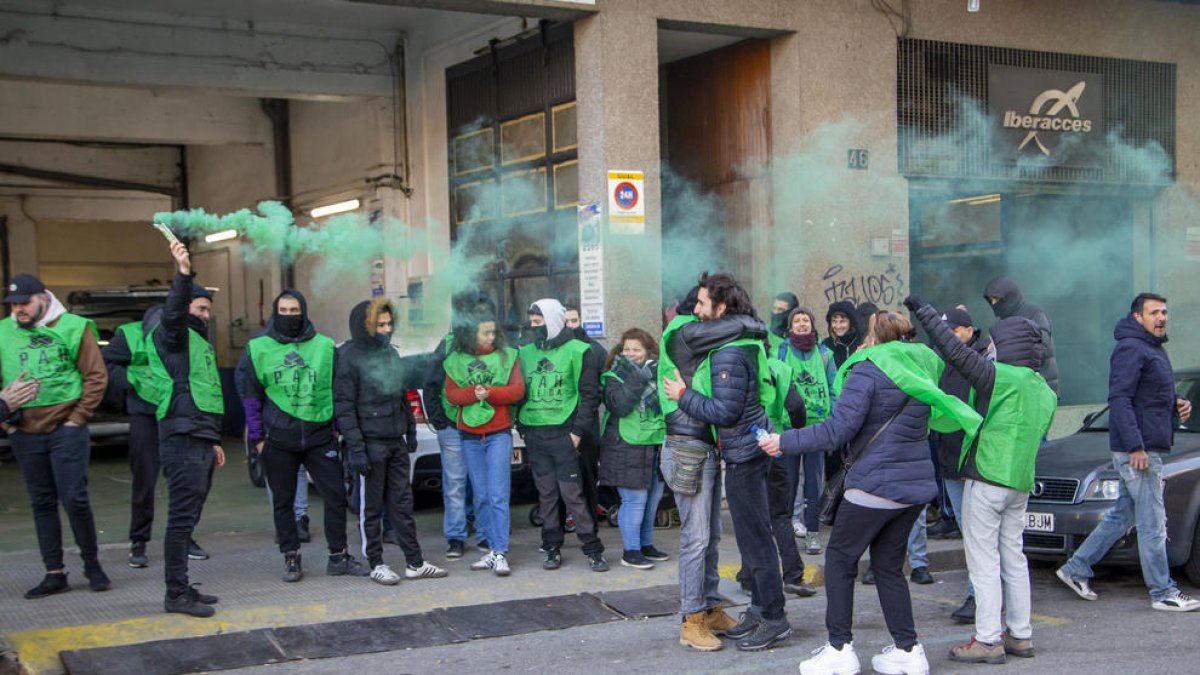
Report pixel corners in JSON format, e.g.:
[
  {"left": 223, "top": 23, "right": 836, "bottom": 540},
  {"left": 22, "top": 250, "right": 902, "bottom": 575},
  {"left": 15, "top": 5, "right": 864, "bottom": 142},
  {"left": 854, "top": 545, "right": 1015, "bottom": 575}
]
[
  {"left": 186, "top": 315, "right": 208, "bottom": 334},
  {"left": 531, "top": 325, "right": 548, "bottom": 344},
  {"left": 789, "top": 331, "right": 817, "bottom": 351},
  {"left": 770, "top": 312, "right": 788, "bottom": 335},
  {"left": 374, "top": 331, "right": 391, "bottom": 346},
  {"left": 276, "top": 315, "right": 304, "bottom": 338}
]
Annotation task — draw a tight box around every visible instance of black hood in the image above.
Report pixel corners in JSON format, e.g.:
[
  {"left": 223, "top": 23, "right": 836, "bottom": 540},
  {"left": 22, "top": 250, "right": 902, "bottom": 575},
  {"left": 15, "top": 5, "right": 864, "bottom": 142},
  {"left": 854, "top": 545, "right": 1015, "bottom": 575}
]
[
  {"left": 721, "top": 314, "right": 768, "bottom": 343},
  {"left": 676, "top": 286, "right": 701, "bottom": 316},
  {"left": 1114, "top": 313, "right": 1168, "bottom": 346},
  {"left": 984, "top": 277, "right": 1024, "bottom": 319},
  {"left": 348, "top": 300, "right": 373, "bottom": 344},
  {"left": 825, "top": 300, "right": 860, "bottom": 342},
  {"left": 990, "top": 316, "right": 1044, "bottom": 371},
  {"left": 266, "top": 288, "right": 316, "bottom": 343},
  {"left": 141, "top": 304, "right": 164, "bottom": 339}
]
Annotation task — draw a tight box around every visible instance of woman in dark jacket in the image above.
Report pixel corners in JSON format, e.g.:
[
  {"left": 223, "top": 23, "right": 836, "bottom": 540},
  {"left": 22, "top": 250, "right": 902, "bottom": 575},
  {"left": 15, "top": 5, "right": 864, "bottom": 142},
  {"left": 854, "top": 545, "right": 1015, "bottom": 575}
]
[
  {"left": 599, "top": 328, "right": 669, "bottom": 570},
  {"left": 759, "top": 311, "right": 981, "bottom": 675}
]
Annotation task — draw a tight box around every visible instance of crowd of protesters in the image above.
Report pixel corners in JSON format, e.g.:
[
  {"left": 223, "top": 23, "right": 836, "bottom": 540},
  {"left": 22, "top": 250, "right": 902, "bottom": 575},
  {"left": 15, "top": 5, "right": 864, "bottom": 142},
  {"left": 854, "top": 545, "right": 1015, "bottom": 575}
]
[{"left": 4, "top": 235, "right": 1196, "bottom": 672}]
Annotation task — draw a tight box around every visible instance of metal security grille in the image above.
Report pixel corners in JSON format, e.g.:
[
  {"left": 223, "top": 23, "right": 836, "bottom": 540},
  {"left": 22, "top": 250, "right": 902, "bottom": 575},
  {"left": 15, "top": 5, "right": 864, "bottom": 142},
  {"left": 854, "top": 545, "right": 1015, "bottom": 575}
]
[
  {"left": 897, "top": 38, "right": 1176, "bottom": 184},
  {"left": 1029, "top": 477, "right": 1080, "bottom": 504}
]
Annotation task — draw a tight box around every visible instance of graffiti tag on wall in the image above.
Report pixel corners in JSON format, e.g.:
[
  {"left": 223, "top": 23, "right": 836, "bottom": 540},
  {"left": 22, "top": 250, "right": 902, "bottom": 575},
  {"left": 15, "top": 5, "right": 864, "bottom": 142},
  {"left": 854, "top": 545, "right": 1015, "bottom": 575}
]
[{"left": 822, "top": 264, "right": 906, "bottom": 307}]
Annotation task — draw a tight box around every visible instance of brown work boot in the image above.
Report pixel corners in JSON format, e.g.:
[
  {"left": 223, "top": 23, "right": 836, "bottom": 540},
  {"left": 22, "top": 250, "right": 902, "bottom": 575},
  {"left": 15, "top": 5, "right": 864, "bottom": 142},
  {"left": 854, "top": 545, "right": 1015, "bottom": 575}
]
[
  {"left": 1003, "top": 632, "right": 1035, "bottom": 658},
  {"left": 949, "top": 637, "right": 1006, "bottom": 664},
  {"left": 704, "top": 604, "right": 738, "bottom": 635},
  {"left": 680, "top": 612, "right": 723, "bottom": 651}
]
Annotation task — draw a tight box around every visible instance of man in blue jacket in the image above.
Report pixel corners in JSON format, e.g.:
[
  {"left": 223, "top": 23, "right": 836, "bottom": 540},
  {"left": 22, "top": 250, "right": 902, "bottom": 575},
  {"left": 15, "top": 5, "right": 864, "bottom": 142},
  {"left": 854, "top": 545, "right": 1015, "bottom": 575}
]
[
  {"left": 663, "top": 272, "right": 790, "bottom": 652},
  {"left": 1057, "top": 293, "right": 1198, "bottom": 612}
]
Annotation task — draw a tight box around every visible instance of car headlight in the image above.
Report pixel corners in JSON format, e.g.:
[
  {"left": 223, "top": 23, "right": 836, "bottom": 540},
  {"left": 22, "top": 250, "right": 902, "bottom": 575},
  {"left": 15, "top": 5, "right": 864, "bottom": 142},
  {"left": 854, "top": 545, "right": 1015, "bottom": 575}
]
[{"left": 1083, "top": 478, "right": 1120, "bottom": 501}]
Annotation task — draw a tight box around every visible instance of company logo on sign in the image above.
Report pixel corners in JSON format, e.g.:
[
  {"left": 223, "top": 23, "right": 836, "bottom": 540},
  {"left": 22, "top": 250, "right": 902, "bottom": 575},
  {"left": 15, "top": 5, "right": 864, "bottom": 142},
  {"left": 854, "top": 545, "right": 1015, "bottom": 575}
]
[{"left": 1001, "top": 81, "right": 1094, "bottom": 156}]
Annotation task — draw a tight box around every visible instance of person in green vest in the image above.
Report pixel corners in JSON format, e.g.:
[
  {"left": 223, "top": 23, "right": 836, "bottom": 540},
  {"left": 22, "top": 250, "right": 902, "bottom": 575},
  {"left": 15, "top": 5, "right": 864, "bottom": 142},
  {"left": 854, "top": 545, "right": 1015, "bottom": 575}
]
[
  {"left": 103, "top": 305, "right": 170, "bottom": 569},
  {"left": 767, "top": 291, "right": 800, "bottom": 354},
  {"left": 773, "top": 306, "right": 838, "bottom": 556},
  {"left": 517, "top": 298, "right": 606, "bottom": 572},
  {"left": 906, "top": 296, "right": 1058, "bottom": 664},
  {"left": 243, "top": 289, "right": 370, "bottom": 583},
  {"left": 1, "top": 272, "right": 111, "bottom": 600},
  {"left": 443, "top": 310, "right": 525, "bottom": 576},
  {"left": 152, "top": 239, "right": 227, "bottom": 618},
  {"left": 598, "top": 327, "right": 668, "bottom": 570}
]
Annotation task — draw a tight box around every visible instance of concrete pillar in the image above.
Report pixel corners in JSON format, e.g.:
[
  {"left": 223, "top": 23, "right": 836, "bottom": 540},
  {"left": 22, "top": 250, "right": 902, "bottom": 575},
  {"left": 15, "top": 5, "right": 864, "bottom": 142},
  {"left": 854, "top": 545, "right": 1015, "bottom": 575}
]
[{"left": 575, "top": 9, "right": 663, "bottom": 343}]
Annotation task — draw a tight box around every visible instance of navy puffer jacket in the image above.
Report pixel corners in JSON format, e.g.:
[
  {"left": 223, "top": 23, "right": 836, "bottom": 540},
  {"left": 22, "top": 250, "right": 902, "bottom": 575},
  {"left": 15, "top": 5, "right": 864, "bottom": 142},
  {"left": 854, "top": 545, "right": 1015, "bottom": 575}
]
[
  {"left": 1109, "top": 315, "right": 1178, "bottom": 454},
  {"left": 779, "top": 359, "right": 937, "bottom": 505},
  {"left": 676, "top": 320, "right": 772, "bottom": 464}
]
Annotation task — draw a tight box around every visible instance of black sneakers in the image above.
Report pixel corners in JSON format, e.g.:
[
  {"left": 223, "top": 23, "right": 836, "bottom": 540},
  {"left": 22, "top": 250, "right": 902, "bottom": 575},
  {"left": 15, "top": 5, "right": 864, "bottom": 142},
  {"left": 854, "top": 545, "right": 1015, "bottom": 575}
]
[
  {"left": 84, "top": 561, "right": 111, "bottom": 592},
  {"left": 588, "top": 552, "right": 610, "bottom": 573},
  {"left": 736, "top": 618, "right": 792, "bottom": 652},
  {"left": 784, "top": 580, "right": 818, "bottom": 597},
  {"left": 621, "top": 550, "right": 654, "bottom": 569},
  {"left": 543, "top": 548, "right": 562, "bottom": 570},
  {"left": 296, "top": 516, "right": 311, "bottom": 543},
  {"left": 165, "top": 591, "right": 215, "bottom": 618},
  {"left": 129, "top": 541, "right": 149, "bottom": 568},
  {"left": 640, "top": 545, "right": 670, "bottom": 562},
  {"left": 282, "top": 552, "right": 303, "bottom": 582},
  {"left": 952, "top": 595, "right": 976, "bottom": 624},
  {"left": 24, "top": 572, "right": 70, "bottom": 599},
  {"left": 446, "top": 540, "right": 465, "bottom": 559},
  {"left": 188, "top": 539, "right": 210, "bottom": 560},
  {"left": 910, "top": 566, "right": 935, "bottom": 585},
  {"left": 188, "top": 584, "right": 219, "bottom": 605},
  {"left": 327, "top": 552, "right": 370, "bottom": 576},
  {"left": 725, "top": 611, "right": 761, "bottom": 640}
]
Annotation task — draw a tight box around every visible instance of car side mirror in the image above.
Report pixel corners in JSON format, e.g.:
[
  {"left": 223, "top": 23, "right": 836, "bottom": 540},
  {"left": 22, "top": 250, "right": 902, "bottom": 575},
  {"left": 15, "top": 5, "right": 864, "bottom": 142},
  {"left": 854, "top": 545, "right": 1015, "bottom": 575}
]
[{"left": 1081, "top": 410, "right": 1102, "bottom": 429}]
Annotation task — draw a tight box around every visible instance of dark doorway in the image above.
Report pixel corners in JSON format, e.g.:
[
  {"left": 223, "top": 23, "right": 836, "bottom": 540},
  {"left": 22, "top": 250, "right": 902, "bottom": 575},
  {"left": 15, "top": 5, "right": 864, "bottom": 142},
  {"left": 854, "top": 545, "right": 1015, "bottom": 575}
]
[{"left": 910, "top": 186, "right": 1134, "bottom": 404}]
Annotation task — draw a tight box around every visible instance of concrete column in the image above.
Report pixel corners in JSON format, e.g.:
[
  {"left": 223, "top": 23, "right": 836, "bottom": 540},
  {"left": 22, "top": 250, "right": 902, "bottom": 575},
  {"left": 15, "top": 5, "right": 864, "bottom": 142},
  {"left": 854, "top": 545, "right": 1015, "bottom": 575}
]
[
  {"left": 575, "top": 9, "right": 663, "bottom": 344},
  {"left": 1, "top": 199, "right": 38, "bottom": 278}
]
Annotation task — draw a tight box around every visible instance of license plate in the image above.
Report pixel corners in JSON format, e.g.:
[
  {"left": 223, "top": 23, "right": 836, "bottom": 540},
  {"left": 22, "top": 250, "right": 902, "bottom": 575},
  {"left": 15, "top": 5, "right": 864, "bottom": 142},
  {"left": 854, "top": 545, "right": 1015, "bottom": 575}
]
[
  {"left": 1025, "top": 512, "right": 1055, "bottom": 532},
  {"left": 511, "top": 447, "right": 523, "bottom": 465}
]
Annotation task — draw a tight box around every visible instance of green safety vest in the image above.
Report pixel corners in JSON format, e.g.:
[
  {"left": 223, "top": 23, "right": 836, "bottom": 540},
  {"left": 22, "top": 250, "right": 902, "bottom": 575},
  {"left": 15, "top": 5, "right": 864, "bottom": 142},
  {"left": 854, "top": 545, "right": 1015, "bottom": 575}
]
[
  {"left": 517, "top": 339, "right": 590, "bottom": 426},
  {"left": 834, "top": 340, "right": 983, "bottom": 448},
  {"left": 692, "top": 337, "right": 777, "bottom": 440},
  {"left": 601, "top": 370, "right": 666, "bottom": 445},
  {"left": 767, "top": 331, "right": 785, "bottom": 355},
  {"left": 435, "top": 334, "right": 459, "bottom": 424},
  {"left": 963, "top": 364, "right": 1057, "bottom": 492},
  {"left": 444, "top": 346, "right": 517, "bottom": 428},
  {"left": 246, "top": 334, "right": 335, "bottom": 423},
  {"left": 116, "top": 322, "right": 171, "bottom": 407},
  {"left": 0, "top": 313, "right": 97, "bottom": 408},
  {"left": 146, "top": 326, "right": 224, "bottom": 420},
  {"left": 765, "top": 359, "right": 795, "bottom": 431},
  {"left": 777, "top": 342, "right": 833, "bottom": 423},
  {"left": 657, "top": 314, "right": 697, "bottom": 417}
]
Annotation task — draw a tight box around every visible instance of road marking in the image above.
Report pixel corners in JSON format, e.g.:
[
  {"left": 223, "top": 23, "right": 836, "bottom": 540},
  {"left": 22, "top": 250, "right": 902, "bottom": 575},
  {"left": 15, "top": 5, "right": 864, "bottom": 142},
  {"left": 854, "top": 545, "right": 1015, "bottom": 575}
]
[{"left": 910, "top": 591, "right": 1072, "bottom": 626}]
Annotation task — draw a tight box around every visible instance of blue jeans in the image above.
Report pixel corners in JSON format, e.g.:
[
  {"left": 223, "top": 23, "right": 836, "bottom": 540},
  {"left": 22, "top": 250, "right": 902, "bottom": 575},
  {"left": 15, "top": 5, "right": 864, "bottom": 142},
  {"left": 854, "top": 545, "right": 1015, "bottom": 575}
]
[
  {"left": 1061, "top": 451, "right": 1176, "bottom": 601},
  {"left": 907, "top": 506, "right": 928, "bottom": 569},
  {"left": 662, "top": 435, "right": 722, "bottom": 617},
  {"left": 265, "top": 467, "right": 308, "bottom": 520},
  {"left": 616, "top": 463, "right": 664, "bottom": 552},
  {"left": 792, "top": 451, "right": 824, "bottom": 531},
  {"left": 438, "top": 427, "right": 469, "bottom": 543},
  {"left": 462, "top": 432, "right": 512, "bottom": 554},
  {"left": 943, "top": 478, "right": 975, "bottom": 597}
]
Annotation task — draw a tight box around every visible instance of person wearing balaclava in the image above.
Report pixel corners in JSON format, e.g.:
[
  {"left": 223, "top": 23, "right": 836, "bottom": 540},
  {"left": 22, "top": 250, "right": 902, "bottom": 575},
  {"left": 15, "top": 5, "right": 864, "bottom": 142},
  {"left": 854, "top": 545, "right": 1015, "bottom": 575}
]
[
  {"left": 335, "top": 296, "right": 448, "bottom": 587},
  {"left": 905, "top": 295, "right": 1057, "bottom": 665},
  {"left": 773, "top": 306, "right": 839, "bottom": 558},
  {"left": 982, "top": 277, "right": 1059, "bottom": 396},
  {"left": 561, "top": 304, "right": 607, "bottom": 537},
  {"left": 822, "top": 301, "right": 862, "bottom": 368},
  {"left": 243, "top": 290, "right": 370, "bottom": 584},
  {"left": 768, "top": 291, "right": 800, "bottom": 353},
  {"left": 150, "top": 239, "right": 226, "bottom": 618},
  {"left": 517, "top": 299, "right": 607, "bottom": 572}
]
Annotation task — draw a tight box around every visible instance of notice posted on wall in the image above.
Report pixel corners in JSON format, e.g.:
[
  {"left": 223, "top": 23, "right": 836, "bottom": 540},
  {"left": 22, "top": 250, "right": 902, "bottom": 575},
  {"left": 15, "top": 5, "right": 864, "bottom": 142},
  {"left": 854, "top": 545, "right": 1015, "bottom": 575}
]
[
  {"left": 607, "top": 170, "right": 645, "bottom": 235},
  {"left": 578, "top": 203, "right": 605, "bottom": 337}
]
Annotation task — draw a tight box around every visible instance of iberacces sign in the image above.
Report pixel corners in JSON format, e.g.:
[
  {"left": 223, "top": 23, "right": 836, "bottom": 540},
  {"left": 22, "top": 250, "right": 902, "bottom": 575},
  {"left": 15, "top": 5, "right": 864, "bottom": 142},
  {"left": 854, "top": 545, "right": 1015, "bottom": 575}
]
[{"left": 988, "top": 64, "right": 1105, "bottom": 168}]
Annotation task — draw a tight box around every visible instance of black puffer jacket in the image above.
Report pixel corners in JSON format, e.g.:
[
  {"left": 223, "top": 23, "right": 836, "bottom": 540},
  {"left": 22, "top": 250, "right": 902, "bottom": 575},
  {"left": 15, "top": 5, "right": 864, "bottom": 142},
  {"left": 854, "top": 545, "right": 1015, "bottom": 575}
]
[
  {"left": 664, "top": 315, "right": 765, "bottom": 441},
  {"left": 984, "top": 277, "right": 1059, "bottom": 396},
  {"left": 930, "top": 328, "right": 993, "bottom": 479},
  {"left": 599, "top": 360, "right": 660, "bottom": 490},
  {"left": 154, "top": 272, "right": 222, "bottom": 441},
  {"left": 242, "top": 290, "right": 336, "bottom": 451},
  {"left": 676, "top": 317, "right": 772, "bottom": 464},
  {"left": 333, "top": 298, "right": 417, "bottom": 455}
]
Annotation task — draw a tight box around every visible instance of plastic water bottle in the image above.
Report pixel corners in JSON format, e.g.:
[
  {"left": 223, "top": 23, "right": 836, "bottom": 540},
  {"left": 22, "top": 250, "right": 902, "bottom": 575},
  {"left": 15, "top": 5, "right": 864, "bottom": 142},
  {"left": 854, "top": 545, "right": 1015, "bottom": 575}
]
[{"left": 751, "top": 425, "right": 770, "bottom": 442}]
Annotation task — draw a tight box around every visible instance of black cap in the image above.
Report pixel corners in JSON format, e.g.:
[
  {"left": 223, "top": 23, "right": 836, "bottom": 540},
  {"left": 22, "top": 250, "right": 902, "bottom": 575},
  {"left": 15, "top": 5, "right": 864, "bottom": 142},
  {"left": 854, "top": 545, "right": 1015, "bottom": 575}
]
[
  {"left": 943, "top": 307, "right": 974, "bottom": 329},
  {"left": 4, "top": 274, "right": 46, "bottom": 304},
  {"left": 190, "top": 285, "right": 214, "bottom": 301}
]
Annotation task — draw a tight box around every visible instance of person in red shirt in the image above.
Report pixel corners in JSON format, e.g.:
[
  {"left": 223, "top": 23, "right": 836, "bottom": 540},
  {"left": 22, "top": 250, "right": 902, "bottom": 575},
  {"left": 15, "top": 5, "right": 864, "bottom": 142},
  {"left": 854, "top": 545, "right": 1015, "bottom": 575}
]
[{"left": 444, "top": 312, "right": 525, "bottom": 576}]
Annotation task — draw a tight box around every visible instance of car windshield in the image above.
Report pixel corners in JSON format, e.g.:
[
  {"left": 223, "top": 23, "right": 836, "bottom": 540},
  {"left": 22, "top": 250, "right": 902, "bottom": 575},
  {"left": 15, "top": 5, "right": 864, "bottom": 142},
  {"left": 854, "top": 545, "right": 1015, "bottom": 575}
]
[{"left": 1083, "top": 375, "right": 1199, "bottom": 432}]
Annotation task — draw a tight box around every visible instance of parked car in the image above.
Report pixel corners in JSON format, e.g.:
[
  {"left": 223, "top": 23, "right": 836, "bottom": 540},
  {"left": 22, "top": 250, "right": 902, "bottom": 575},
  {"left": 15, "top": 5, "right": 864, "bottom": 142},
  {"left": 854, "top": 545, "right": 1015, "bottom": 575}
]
[{"left": 1023, "top": 367, "right": 1200, "bottom": 584}]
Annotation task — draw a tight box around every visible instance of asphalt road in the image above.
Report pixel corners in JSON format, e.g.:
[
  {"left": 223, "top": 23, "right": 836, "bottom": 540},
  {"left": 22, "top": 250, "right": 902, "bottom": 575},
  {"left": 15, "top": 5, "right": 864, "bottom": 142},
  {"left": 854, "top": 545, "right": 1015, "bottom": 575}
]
[{"left": 221, "top": 562, "right": 1200, "bottom": 674}]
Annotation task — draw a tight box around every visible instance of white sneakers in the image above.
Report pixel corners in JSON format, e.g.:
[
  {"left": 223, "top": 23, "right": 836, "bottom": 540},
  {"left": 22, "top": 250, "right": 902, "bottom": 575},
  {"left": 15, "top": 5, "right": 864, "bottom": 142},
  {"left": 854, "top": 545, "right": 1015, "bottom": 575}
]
[
  {"left": 870, "top": 643, "right": 929, "bottom": 675},
  {"left": 405, "top": 561, "right": 449, "bottom": 579},
  {"left": 793, "top": 520, "right": 808, "bottom": 538},
  {"left": 370, "top": 564, "right": 400, "bottom": 586},
  {"left": 1152, "top": 591, "right": 1200, "bottom": 612},
  {"left": 469, "top": 551, "right": 511, "bottom": 576},
  {"left": 1055, "top": 567, "right": 1098, "bottom": 601},
  {"left": 799, "top": 642, "right": 860, "bottom": 675}
]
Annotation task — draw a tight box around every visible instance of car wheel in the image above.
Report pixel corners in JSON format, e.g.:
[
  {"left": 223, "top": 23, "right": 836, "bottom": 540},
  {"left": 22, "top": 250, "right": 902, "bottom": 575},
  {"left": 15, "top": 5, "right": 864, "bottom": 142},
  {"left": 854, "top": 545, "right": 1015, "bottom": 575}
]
[
  {"left": 245, "top": 428, "right": 266, "bottom": 488},
  {"left": 529, "top": 504, "right": 544, "bottom": 527},
  {"left": 1185, "top": 516, "right": 1200, "bottom": 587},
  {"left": 606, "top": 505, "right": 619, "bottom": 528}
]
